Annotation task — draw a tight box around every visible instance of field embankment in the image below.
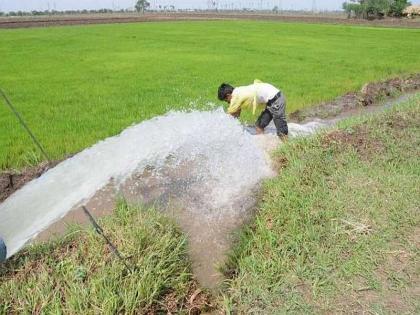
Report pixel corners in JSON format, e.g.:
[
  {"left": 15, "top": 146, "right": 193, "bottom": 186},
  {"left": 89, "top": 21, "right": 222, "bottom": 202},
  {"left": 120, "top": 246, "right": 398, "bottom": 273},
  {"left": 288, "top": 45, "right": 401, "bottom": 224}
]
[
  {"left": 221, "top": 94, "right": 420, "bottom": 313},
  {"left": 1, "top": 12, "right": 420, "bottom": 29},
  {"left": 1, "top": 21, "right": 419, "bottom": 170}
]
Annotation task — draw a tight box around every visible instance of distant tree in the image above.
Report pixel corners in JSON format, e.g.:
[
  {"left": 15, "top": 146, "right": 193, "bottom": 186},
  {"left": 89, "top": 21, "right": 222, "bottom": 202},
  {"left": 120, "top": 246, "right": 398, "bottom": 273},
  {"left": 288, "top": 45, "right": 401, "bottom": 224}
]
[
  {"left": 343, "top": 1, "right": 366, "bottom": 18},
  {"left": 272, "top": 6, "right": 279, "bottom": 13},
  {"left": 389, "top": 0, "right": 411, "bottom": 16},
  {"left": 343, "top": 0, "right": 409, "bottom": 19},
  {"left": 0, "top": 11, "right": 4, "bottom": 17},
  {"left": 343, "top": 2, "right": 353, "bottom": 17},
  {"left": 363, "top": 0, "right": 389, "bottom": 19},
  {"left": 135, "top": 0, "right": 150, "bottom": 13}
]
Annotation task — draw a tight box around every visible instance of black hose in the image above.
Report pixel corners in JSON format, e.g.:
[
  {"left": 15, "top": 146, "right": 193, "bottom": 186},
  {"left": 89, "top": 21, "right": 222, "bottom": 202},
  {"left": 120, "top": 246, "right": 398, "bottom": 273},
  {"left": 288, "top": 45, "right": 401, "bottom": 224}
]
[
  {"left": 0, "top": 88, "right": 51, "bottom": 163},
  {"left": 82, "top": 206, "right": 133, "bottom": 273}
]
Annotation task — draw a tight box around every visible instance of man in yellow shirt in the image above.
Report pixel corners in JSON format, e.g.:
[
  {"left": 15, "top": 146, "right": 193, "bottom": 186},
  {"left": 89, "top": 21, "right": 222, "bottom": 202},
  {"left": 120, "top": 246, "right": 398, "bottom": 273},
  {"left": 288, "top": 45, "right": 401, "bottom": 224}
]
[{"left": 217, "top": 80, "right": 288, "bottom": 138}]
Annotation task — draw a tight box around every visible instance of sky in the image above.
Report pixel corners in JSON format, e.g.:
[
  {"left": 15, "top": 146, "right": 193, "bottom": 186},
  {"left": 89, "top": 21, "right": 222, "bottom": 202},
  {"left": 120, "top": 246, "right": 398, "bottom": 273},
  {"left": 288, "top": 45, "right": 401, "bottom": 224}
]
[{"left": 1, "top": 0, "right": 419, "bottom": 12}]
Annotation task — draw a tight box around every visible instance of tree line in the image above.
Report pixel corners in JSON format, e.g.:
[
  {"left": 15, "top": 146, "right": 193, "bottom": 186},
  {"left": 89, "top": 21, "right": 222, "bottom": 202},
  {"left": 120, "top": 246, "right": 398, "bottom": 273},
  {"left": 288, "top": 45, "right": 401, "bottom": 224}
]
[
  {"left": 0, "top": 9, "right": 129, "bottom": 17},
  {"left": 342, "top": 0, "right": 411, "bottom": 19},
  {"left": 0, "top": 1, "right": 151, "bottom": 17},
  {"left": 0, "top": 0, "right": 414, "bottom": 19}
]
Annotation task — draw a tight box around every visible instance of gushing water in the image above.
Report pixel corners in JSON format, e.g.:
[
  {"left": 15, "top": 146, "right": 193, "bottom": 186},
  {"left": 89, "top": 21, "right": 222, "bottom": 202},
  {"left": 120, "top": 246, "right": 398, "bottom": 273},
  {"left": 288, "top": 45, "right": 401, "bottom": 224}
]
[{"left": 0, "top": 107, "right": 327, "bottom": 287}]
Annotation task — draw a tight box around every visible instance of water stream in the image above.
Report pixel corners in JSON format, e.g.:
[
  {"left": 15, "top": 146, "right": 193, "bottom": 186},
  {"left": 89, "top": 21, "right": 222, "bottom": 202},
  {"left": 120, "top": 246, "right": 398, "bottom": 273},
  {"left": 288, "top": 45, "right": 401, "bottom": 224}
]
[{"left": 0, "top": 104, "right": 369, "bottom": 287}]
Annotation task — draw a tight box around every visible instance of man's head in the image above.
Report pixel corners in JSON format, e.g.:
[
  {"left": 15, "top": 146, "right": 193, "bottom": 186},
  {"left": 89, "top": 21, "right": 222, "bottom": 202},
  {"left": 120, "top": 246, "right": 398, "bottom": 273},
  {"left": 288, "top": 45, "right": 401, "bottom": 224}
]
[{"left": 218, "top": 83, "right": 234, "bottom": 103}]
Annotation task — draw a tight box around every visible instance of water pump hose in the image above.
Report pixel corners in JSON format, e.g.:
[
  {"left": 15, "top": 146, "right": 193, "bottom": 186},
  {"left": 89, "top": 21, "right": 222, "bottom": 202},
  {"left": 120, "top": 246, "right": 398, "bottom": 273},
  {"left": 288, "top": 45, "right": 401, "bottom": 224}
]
[{"left": 0, "top": 236, "right": 6, "bottom": 262}]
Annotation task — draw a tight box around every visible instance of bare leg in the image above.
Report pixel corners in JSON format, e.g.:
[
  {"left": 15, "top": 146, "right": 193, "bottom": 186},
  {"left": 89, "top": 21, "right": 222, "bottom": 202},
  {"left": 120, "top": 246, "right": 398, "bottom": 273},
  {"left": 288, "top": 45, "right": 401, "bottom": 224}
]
[
  {"left": 279, "top": 134, "right": 288, "bottom": 142},
  {"left": 255, "top": 108, "right": 271, "bottom": 135},
  {"left": 256, "top": 126, "right": 264, "bottom": 134}
]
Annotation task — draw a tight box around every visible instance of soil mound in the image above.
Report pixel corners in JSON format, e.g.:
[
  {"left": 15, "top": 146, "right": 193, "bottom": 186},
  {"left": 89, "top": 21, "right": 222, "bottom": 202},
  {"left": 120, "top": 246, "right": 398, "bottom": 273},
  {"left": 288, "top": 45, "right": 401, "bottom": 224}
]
[{"left": 289, "top": 74, "right": 420, "bottom": 122}]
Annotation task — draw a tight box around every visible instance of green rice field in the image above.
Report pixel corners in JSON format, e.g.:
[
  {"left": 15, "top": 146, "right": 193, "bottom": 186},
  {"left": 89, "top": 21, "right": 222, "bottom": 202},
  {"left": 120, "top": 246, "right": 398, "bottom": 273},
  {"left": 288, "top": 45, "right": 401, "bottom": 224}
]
[{"left": 0, "top": 20, "right": 419, "bottom": 169}]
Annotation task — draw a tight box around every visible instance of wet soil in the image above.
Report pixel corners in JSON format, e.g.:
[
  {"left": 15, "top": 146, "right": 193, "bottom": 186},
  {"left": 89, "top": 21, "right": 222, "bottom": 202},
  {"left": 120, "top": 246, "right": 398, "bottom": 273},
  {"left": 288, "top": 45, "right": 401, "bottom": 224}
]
[
  {"left": 157, "top": 282, "right": 213, "bottom": 315},
  {"left": 34, "top": 182, "right": 117, "bottom": 242},
  {"left": 34, "top": 159, "right": 261, "bottom": 289},
  {"left": 0, "top": 161, "right": 61, "bottom": 203},
  {"left": 1, "top": 13, "right": 419, "bottom": 29}
]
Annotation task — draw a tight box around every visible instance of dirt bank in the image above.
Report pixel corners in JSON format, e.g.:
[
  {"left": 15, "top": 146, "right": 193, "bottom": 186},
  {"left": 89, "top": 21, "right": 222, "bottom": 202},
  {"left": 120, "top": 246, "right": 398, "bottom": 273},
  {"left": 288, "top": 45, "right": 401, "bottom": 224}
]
[
  {"left": 289, "top": 73, "right": 420, "bottom": 122},
  {"left": 1, "top": 12, "right": 419, "bottom": 29}
]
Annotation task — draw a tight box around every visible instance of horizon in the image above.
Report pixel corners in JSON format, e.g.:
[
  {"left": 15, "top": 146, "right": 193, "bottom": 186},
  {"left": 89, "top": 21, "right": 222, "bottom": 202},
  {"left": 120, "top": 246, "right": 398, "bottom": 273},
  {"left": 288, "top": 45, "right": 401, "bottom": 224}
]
[{"left": 1, "top": 0, "right": 419, "bottom": 13}]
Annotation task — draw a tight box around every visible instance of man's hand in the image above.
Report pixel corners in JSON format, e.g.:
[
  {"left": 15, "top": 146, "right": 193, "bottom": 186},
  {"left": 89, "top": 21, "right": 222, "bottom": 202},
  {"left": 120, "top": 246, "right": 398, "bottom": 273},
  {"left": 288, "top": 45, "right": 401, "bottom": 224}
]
[{"left": 230, "top": 109, "right": 241, "bottom": 118}]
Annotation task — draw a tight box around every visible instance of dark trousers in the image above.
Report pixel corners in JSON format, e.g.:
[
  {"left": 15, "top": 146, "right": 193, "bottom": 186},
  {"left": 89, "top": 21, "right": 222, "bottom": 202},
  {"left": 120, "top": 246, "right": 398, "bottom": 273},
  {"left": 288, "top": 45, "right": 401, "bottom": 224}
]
[{"left": 255, "top": 95, "right": 288, "bottom": 137}]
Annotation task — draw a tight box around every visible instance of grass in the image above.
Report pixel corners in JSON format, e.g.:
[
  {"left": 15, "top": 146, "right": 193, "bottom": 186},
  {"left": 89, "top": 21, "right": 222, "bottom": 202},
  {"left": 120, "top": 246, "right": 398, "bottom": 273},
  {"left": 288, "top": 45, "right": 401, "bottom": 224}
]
[
  {"left": 1, "top": 93, "right": 418, "bottom": 313},
  {"left": 0, "top": 21, "right": 419, "bottom": 169},
  {"left": 0, "top": 202, "right": 208, "bottom": 314},
  {"left": 220, "top": 95, "right": 420, "bottom": 313}
]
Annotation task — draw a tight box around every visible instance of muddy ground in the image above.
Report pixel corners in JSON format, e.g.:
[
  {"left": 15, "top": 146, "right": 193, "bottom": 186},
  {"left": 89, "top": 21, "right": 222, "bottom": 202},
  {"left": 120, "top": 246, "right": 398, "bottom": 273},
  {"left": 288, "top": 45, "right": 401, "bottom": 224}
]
[
  {"left": 1, "top": 74, "right": 418, "bottom": 204},
  {"left": 0, "top": 161, "right": 61, "bottom": 203},
  {"left": 1, "top": 12, "right": 419, "bottom": 29}
]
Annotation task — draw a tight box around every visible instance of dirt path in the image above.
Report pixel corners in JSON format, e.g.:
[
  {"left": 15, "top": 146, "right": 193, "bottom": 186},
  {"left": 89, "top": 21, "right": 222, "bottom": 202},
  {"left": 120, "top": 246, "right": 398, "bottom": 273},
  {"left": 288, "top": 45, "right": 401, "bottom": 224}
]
[{"left": 1, "top": 13, "right": 419, "bottom": 29}]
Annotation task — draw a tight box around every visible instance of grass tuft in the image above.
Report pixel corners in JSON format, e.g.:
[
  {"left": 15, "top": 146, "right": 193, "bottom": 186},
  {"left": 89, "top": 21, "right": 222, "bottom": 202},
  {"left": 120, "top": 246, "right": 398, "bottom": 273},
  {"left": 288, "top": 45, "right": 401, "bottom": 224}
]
[{"left": 0, "top": 202, "right": 209, "bottom": 314}]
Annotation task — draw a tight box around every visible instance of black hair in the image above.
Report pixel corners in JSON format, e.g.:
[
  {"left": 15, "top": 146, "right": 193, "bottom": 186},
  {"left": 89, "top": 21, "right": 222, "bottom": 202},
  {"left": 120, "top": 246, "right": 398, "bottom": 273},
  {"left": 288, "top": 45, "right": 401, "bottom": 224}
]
[{"left": 218, "top": 83, "right": 234, "bottom": 101}]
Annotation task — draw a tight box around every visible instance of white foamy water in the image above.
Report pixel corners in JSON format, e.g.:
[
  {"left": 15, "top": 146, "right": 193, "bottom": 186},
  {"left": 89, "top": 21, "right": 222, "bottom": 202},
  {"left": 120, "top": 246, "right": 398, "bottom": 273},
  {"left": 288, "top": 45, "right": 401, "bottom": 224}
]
[
  {"left": 0, "top": 108, "right": 277, "bottom": 258},
  {"left": 0, "top": 107, "right": 328, "bottom": 260},
  {"left": 253, "top": 120, "right": 328, "bottom": 137}
]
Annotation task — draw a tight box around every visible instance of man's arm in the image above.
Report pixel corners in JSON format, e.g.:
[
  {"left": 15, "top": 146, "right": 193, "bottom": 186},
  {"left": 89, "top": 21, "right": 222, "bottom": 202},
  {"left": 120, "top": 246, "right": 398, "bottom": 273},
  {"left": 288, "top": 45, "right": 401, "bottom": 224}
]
[
  {"left": 230, "top": 109, "right": 241, "bottom": 118},
  {"left": 227, "top": 94, "right": 242, "bottom": 116}
]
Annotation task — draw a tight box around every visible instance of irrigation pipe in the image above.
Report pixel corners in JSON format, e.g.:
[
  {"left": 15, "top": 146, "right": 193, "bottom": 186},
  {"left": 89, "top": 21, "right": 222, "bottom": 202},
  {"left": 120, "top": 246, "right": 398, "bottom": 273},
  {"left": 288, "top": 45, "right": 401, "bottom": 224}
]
[{"left": 0, "top": 236, "right": 6, "bottom": 262}]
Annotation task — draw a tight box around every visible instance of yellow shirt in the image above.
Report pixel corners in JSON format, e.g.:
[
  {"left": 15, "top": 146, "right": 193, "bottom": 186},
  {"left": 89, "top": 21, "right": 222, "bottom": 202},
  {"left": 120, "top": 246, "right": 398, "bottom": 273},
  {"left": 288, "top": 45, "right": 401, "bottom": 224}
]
[{"left": 227, "top": 79, "right": 280, "bottom": 115}]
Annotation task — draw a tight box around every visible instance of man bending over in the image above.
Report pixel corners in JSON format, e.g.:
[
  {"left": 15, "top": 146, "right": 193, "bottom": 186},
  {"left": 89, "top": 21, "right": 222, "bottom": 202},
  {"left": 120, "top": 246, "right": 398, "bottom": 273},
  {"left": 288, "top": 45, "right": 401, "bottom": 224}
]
[{"left": 218, "top": 80, "right": 288, "bottom": 138}]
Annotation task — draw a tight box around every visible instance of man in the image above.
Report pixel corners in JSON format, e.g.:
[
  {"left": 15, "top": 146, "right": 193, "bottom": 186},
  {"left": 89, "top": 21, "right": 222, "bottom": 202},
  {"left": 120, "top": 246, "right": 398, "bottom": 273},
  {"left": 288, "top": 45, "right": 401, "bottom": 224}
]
[{"left": 218, "top": 80, "right": 288, "bottom": 138}]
